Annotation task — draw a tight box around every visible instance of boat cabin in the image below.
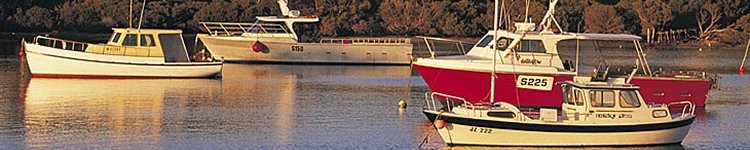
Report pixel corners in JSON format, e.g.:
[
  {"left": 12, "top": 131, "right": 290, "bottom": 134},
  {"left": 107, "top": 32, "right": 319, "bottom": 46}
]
[
  {"left": 462, "top": 23, "right": 642, "bottom": 72},
  {"left": 558, "top": 80, "right": 674, "bottom": 122},
  {"left": 86, "top": 28, "right": 191, "bottom": 62}
]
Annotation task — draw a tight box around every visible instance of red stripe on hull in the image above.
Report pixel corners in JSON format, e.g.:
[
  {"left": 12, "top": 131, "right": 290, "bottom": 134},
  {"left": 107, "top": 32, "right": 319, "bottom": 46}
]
[
  {"left": 32, "top": 73, "right": 220, "bottom": 79},
  {"left": 415, "top": 64, "right": 573, "bottom": 107},
  {"left": 415, "top": 64, "right": 710, "bottom": 107}
]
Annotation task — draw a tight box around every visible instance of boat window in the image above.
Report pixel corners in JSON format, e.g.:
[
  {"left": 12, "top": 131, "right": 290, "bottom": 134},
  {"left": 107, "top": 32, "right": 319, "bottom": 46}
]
[
  {"left": 476, "top": 35, "right": 493, "bottom": 47},
  {"left": 517, "top": 40, "right": 546, "bottom": 53},
  {"left": 574, "top": 90, "right": 584, "bottom": 106},
  {"left": 140, "top": 34, "right": 156, "bottom": 46},
  {"left": 122, "top": 34, "right": 138, "bottom": 46},
  {"left": 563, "top": 86, "right": 575, "bottom": 105},
  {"left": 110, "top": 33, "right": 122, "bottom": 43},
  {"left": 496, "top": 38, "right": 511, "bottom": 51},
  {"left": 159, "top": 34, "right": 189, "bottom": 62},
  {"left": 619, "top": 90, "right": 641, "bottom": 108},
  {"left": 589, "top": 90, "right": 615, "bottom": 107}
]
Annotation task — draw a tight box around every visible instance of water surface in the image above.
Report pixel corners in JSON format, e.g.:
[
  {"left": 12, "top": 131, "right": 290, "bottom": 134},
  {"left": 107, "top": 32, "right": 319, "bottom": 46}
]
[{"left": 1, "top": 38, "right": 750, "bottom": 149}]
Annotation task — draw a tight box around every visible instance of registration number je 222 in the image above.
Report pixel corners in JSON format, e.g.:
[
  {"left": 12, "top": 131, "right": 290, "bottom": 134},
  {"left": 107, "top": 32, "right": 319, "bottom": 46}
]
[
  {"left": 516, "top": 75, "right": 554, "bottom": 91},
  {"left": 469, "top": 127, "right": 492, "bottom": 134}
]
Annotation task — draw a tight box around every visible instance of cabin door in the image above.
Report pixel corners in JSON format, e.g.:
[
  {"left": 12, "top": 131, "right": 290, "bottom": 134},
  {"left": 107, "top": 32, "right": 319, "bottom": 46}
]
[
  {"left": 159, "top": 34, "right": 190, "bottom": 62},
  {"left": 562, "top": 87, "right": 588, "bottom": 121}
]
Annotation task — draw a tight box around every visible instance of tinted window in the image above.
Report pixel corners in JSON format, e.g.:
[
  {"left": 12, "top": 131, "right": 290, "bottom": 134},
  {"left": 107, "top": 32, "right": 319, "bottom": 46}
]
[
  {"left": 111, "top": 33, "right": 122, "bottom": 43},
  {"left": 619, "top": 90, "right": 641, "bottom": 108},
  {"left": 518, "top": 40, "right": 545, "bottom": 53},
  {"left": 590, "top": 90, "right": 615, "bottom": 107},
  {"left": 140, "top": 34, "right": 156, "bottom": 46},
  {"left": 476, "top": 35, "right": 493, "bottom": 47},
  {"left": 122, "top": 34, "right": 138, "bottom": 46}
]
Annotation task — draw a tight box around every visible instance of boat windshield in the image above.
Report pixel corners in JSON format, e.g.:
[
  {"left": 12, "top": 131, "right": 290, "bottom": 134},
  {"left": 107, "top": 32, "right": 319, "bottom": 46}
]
[
  {"left": 557, "top": 40, "right": 640, "bottom": 74},
  {"left": 110, "top": 33, "right": 122, "bottom": 43},
  {"left": 476, "top": 35, "right": 493, "bottom": 47},
  {"left": 619, "top": 90, "right": 641, "bottom": 108}
]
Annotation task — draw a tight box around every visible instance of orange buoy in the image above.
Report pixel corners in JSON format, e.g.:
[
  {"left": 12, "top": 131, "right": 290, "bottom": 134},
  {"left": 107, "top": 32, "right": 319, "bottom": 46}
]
[
  {"left": 18, "top": 50, "right": 24, "bottom": 57},
  {"left": 252, "top": 41, "right": 262, "bottom": 53},
  {"left": 434, "top": 119, "right": 446, "bottom": 129}
]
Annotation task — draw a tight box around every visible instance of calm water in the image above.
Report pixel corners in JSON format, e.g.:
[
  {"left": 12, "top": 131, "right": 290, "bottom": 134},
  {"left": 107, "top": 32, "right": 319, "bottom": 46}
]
[{"left": 1, "top": 38, "right": 750, "bottom": 149}]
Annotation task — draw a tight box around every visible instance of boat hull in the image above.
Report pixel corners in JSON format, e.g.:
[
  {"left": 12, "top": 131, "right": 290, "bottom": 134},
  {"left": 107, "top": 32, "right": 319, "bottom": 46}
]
[
  {"left": 197, "top": 35, "right": 413, "bottom": 65},
  {"left": 24, "top": 43, "right": 223, "bottom": 78},
  {"left": 424, "top": 110, "right": 694, "bottom": 146},
  {"left": 414, "top": 64, "right": 710, "bottom": 107}
]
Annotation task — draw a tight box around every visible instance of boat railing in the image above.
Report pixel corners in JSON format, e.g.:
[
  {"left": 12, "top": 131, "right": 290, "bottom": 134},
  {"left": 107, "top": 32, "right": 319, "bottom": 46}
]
[
  {"left": 199, "top": 22, "right": 291, "bottom": 36},
  {"left": 34, "top": 36, "right": 89, "bottom": 52},
  {"left": 424, "top": 91, "right": 473, "bottom": 112},
  {"left": 319, "top": 38, "right": 411, "bottom": 45},
  {"left": 667, "top": 101, "right": 695, "bottom": 119},
  {"left": 417, "top": 36, "right": 473, "bottom": 58}
]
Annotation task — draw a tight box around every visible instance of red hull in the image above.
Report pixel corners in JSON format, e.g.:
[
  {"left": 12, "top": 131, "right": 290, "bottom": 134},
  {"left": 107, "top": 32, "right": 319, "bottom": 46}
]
[
  {"left": 415, "top": 65, "right": 710, "bottom": 107},
  {"left": 631, "top": 77, "right": 710, "bottom": 106},
  {"left": 416, "top": 65, "right": 573, "bottom": 107}
]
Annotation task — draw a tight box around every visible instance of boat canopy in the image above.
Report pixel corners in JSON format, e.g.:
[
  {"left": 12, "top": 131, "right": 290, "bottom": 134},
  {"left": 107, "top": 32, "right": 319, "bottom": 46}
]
[
  {"left": 256, "top": 16, "right": 319, "bottom": 23},
  {"left": 558, "top": 81, "right": 640, "bottom": 90},
  {"left": 112, "top": 28, "right": 183, "bottom": 34},
  {"left": 490, "top": 30, "right": 641, "bottom": 41},
  {"left": 568, "top": 33, "right": 641, "bottom": 41}
]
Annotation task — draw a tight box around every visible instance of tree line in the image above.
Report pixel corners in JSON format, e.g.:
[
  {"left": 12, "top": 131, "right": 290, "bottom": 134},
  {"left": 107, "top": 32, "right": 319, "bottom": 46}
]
[{"left": 1, "top": 0, "right": 749, "bottom": 45}]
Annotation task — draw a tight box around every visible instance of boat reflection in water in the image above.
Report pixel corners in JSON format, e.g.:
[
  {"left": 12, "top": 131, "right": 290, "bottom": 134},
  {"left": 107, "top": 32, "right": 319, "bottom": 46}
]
[
  {"left": 18, "top": 63, "right": 416, "bottom": 149},
  {"left": 22, "top": 78, "right": 222, "bottom": 148}
]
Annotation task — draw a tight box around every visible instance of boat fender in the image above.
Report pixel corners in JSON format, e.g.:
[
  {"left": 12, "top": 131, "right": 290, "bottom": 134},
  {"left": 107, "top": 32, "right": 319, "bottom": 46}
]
[
  {"left": 252, "top": 41, "right": 263, "bottom": 53},
  {"left": 434, "top": 110, "right": 446, "bottom": 129}
]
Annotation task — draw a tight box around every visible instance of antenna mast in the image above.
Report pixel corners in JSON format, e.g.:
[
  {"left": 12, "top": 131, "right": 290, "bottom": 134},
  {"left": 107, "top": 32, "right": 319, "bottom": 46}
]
[
  {"left": 137, "top": 0, "right": 148, "bottom": 31},
  {"left": 129, "top": 0, "right": 133, "bottom": 29}
]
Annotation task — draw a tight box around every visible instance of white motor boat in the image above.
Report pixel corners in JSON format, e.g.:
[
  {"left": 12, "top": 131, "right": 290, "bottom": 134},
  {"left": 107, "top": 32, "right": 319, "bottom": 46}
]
[
  {"left": 423, "top": 78, "right": 696, "bottom": 146},
  {"left": 22, "top": 28, "right": 223, "bottom": 78},
  {"left": 195, "top": 0, "right": 413, "bottom": 65}
]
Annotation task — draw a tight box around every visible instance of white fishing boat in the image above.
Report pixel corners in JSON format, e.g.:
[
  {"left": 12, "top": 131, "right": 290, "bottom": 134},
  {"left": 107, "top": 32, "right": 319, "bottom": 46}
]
[
  {"left": 21, "top": 28, "right": 223, "bottom": 78},
  {"left": 195, "top": 0, "right": 413, "bottom": 65},
  {"left": 423, "top": 79, "right": 696, "bottom": 146}
]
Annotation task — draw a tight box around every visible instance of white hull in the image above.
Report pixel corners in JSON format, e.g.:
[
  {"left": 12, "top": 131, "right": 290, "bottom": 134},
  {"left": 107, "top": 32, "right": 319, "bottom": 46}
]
[
  {"left": 424, "top": 110, "right": 693, "bottom": 146},
  {"left": 198, "top": 35, "right": 413, "bottom": 65},
  {"left": 24, "top": 43, "right": 223, "bottom": 78}
]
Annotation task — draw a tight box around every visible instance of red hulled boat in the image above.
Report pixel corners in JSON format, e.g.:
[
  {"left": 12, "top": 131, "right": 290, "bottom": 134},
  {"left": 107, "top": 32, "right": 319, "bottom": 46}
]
[{"left": 414, "top": 10, "right": 713, "bottom": 107}]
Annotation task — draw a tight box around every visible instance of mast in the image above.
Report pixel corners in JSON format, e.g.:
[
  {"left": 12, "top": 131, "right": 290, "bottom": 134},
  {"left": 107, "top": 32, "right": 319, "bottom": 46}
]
[{"left": 490, "top": 0, "right": 502, "bottom": 104}]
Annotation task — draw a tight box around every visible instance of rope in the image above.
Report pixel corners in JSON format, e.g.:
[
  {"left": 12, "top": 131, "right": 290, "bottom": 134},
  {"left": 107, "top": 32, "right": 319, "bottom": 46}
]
[
  {"left": 399, "top": 57, "right": 415, "bottom": 105},
  {"left": 740, "top": 38, "right": 750, "bottom": 70}
]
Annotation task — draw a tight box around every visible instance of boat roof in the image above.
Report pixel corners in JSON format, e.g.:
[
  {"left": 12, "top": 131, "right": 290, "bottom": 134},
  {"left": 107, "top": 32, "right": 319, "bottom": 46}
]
[
  {"left": 112, "top": 28, "right": 183, "bottom": 34},
  {"left": 559, "top": 81, "right": 640, "bottom": 90},
  {"left": 256, "top": 16, "right": 319, "bottom": 23},
  {"left": 489, "top": 30, "right": 641, "bottom": 41}
]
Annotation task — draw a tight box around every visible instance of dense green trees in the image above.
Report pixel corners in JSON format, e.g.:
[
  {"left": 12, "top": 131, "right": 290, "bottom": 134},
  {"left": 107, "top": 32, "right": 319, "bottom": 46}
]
[{"left": 1, "top": 0, "right": 749, "bottom": 45}]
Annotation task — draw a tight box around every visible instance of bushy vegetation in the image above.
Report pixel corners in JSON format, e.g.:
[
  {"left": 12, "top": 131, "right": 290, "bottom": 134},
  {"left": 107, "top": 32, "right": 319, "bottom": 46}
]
[{"left": 1, "top": 0, "right": 749, "bottom": 45}]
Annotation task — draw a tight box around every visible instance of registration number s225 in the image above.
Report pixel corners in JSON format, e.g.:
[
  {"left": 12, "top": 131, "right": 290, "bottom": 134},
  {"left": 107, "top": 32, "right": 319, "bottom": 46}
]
[{"left": 516, "top": 75, "right": 554, "bottom": 91}]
